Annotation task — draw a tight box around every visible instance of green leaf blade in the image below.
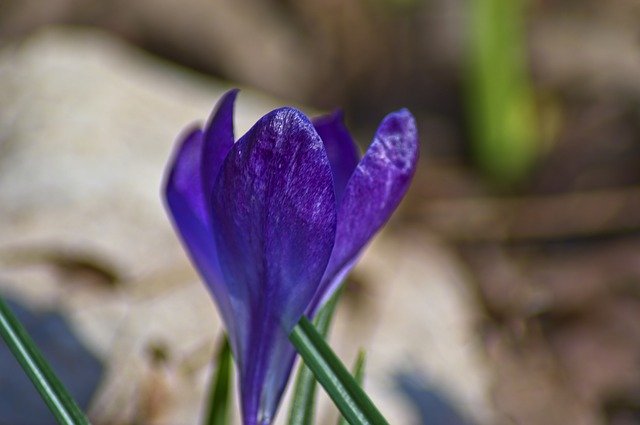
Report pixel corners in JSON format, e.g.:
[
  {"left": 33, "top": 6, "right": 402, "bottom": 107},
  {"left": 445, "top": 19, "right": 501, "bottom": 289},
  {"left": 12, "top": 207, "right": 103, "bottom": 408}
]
[
  {"left": 288, "top": 291, "right": 342, "bottom": 425},
  {"left": 289, "top": 316, "right": 388, "bottom": 425},
  {"left": 204, "top": 335, "right": 233, "bottom": 425},
  {"left": 0, "top": 296, "right": 90, "bottom": 425},
  {"left": 338, "top": 351, "right": 367, "bottom": 425}
]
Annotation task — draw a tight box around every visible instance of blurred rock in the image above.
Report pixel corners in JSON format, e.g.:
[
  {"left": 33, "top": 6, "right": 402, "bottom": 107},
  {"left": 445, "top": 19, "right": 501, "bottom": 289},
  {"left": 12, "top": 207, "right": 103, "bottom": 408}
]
[{"left": 0, "top": 27, "right": 493, "bottom": 424}]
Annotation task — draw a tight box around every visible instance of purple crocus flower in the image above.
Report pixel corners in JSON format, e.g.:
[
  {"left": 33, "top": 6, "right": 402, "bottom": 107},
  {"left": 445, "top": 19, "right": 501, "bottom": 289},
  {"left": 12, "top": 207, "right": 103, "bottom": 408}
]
[{"left": 164, "top": 89, "right": 418, "bottom": 425}]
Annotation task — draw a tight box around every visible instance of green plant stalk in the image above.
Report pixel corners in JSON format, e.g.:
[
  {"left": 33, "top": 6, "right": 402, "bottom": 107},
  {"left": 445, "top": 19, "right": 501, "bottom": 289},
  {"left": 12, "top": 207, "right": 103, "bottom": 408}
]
[
  {"left": 338, "top": 351, "right": 367, "bottom": 425},
  {"left": 204, "top": 335, "right": 232, "bottom": 425},
  {"left": 467, "top": 0, "right": 538, "bottom": 183},
  {"left": 0, "top": 296, "right": 90, "bottom": 425},
  {"left": 288, "top": 290, "right": 342, "bottom": 425},
  {"left": 289, "top": 317, "right": 388, "bottom": 425}
]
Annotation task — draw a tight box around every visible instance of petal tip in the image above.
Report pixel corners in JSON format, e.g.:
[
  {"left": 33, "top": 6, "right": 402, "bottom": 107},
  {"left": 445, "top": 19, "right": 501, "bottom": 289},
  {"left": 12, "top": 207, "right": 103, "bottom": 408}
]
[
  {"left": 224, "top": 88, "right": 240, "bottom": 105},
  {"left": 164, "top": 126, "right": 204, "bottom": 198},
  {"left": 257, "top": 106, "right": 319, "bottom": 140},
  {"left": 221, "top": 87, "right": 240, "bottom": 103},
  {"left": 377, "top": 108, "right": 419, "bottom": 173},
  {"left": 270, "top": 106, "right": 309, "bottom": 120},
  {"left": 386, "top": 108, "right": 417, "bottom": 134},
  {"left": 207, "top": 89, "right": 239, "bottom": 127}
]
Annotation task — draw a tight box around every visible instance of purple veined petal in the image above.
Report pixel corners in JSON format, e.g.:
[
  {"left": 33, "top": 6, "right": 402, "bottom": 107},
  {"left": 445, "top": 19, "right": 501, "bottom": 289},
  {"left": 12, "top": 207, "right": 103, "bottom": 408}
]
[
  {"left": 308, "top": 108, "right": 419, "bottom": 314},
  {"left": 163, "top": 127, "right": 240, "bottom": 356},
  {"left": 313, "top": 110, "right": 360, "bottom": 203},
  {"left": 202, "top": 89, "right": 238, "bottom": 209},
  {"left": 210, "top": 107, "right": 337, "bottom": 425},
  {"left": 240, "top": 316, "right": 298, "bottom": 425}
]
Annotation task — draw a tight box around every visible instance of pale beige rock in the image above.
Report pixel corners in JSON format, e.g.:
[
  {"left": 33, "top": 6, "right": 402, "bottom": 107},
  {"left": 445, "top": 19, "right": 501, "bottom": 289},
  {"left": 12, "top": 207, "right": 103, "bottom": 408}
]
[{"left": 0, "top": 27, "right": 494, "bottom": 425}]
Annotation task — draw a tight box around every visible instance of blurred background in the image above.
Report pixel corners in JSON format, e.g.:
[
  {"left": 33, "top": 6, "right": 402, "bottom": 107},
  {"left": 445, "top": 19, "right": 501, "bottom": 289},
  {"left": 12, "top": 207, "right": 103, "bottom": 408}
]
[{"left": 1, "top": 0, "right": 640, "bottom": 424}]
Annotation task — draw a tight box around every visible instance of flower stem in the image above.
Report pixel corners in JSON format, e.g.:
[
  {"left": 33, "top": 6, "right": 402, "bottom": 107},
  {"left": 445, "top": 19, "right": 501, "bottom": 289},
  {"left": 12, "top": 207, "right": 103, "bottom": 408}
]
[
  {"left": 337, "top": 350, "right": 367, "bottom": 425},
  {"left": 0, "top": 296, "right": 90, "bottom": 425},
  {"left": 289, "top": 317, "right": 388, "bottom": 425},
  {"left": 288, "top": 290, "right": 341, "bottom": 425},
  {"left": 204, "top": 335, "right": 232, "bottom": 425}
]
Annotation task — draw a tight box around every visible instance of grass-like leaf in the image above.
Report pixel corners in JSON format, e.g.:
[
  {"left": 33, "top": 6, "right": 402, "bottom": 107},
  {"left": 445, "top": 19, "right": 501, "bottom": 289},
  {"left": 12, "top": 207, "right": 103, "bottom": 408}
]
[
  {"left": 0, "top": 296, "right": 90, "bottom": 425},
  {"left": 287, "top": 291, "right": 342, "bottom": 425},
  {"left": 289, "top": 317, "right": 388, "bottom": 425},
  {"left": 338, "top": 351, "right": 367, "bottom": 425},
  {"left": 204, "top": 335, "right": 232, "bottom": 425}
]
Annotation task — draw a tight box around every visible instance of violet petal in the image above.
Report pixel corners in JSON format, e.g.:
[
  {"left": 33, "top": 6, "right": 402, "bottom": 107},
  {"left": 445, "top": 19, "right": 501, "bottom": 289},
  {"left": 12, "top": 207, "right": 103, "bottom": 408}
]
[
  {"left": 309, "top": 109, "right": 419, "bottom": 313},
  {"left": 164, "top": 127, "right": 239, "bottom": 354},
  {"left": 313, "top": 110, "right": 360, "bottom": 202},
  {"left": 210, "top": 107, "right": 337, "bottom": 424},
  {"left": 202, "top": 89, "right": 238, "bottom": 206}
]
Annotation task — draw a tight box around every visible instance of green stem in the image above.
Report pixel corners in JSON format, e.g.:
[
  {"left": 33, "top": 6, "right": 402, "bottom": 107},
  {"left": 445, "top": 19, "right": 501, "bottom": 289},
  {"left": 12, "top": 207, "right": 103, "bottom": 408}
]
[
  {"left": 288, "top": 290, "right": 342, "bottom": 425},
  {"left": 289, "top": 317, "right": 388, "bottom": 425},
  {"left": 337, "top": 351, "right": 367, "bottom": 425},
  {"left": 204, "top": 335, "right": 232, "bottom": 425},
  {"left": 0, "top": 296, "right": 90, "bottom": 425}
]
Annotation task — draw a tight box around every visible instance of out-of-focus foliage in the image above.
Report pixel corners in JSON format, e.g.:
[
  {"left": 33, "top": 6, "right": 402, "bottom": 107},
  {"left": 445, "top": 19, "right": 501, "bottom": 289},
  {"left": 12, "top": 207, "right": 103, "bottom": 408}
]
[{"left": 466, "top": 0, "right": 539, "bottom": 184}]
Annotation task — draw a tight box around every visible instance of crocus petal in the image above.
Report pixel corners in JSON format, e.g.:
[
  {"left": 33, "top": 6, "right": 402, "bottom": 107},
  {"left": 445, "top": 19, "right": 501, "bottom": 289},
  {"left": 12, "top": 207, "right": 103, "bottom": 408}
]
[
  {"left": 210, "top": 107, "right": 337, "bottom": 425},
  {"left": 164, "top": 127, "right": 239, "bottom": 354},
  {"left": 202, "top": 89, "right": 238, "bottom": 206},
  {"left": 313, "top": 110, "right": 360, "bottom": 202},
  {"left": 309, "top": 109, "right": 419, "bottom": 313}
]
